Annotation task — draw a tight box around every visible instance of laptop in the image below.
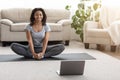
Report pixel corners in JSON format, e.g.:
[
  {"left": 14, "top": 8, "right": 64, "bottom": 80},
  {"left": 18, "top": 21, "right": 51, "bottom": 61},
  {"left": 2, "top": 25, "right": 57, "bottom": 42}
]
[{"left": 57, "top": 60, "right": 85, "bottom": 75}]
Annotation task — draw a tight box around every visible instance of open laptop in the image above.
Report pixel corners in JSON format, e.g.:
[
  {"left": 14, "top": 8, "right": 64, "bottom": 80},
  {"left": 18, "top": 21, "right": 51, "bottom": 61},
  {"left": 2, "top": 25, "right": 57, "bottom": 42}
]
[{"left": 57, "top": 60, "right": 85, "bottom": 75}]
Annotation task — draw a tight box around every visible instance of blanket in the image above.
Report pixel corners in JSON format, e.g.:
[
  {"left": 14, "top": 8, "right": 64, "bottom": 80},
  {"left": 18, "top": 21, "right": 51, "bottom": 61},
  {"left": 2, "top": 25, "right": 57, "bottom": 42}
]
[
  {"left": 107, "top": 21, "right": 120, "bottom": 45},
  {"left": 100, "top": 5, "right": 120, "bottom": 45}
]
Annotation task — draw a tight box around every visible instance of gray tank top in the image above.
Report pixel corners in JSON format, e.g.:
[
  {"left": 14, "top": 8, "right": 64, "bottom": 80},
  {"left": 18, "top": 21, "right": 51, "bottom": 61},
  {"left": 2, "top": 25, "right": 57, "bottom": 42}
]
[{"left": 25, "top": 24, "right": 51, "bottom": 47}]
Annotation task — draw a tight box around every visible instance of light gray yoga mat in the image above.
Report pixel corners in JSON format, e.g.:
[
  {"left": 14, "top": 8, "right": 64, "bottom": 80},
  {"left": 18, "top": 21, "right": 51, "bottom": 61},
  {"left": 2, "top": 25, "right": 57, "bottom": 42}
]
[{"left": 0, "top": 53, "right": 95, "bottom": 62}]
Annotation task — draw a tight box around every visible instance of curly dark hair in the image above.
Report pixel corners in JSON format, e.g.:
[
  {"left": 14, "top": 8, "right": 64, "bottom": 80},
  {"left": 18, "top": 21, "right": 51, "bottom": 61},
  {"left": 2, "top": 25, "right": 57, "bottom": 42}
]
[{"left": 30, "top": 8, "right": 47, "bottom": 26}]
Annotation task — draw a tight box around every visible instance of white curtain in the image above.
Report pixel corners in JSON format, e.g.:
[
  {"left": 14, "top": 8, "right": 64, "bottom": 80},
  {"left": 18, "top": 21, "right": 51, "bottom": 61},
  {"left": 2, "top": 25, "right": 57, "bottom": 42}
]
[{"left": 100, "top": 5, "right": 120, "bottom": 45}]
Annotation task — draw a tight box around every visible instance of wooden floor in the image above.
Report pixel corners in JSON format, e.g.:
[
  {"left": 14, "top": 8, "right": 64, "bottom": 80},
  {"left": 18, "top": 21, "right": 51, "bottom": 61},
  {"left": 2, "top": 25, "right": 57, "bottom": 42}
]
[{"left": 94, "top": 44, "right": 120, "bottom": 60}]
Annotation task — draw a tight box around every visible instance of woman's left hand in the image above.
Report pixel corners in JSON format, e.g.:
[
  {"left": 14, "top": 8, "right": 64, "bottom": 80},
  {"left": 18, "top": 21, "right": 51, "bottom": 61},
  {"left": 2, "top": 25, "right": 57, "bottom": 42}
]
[{"left": 37, "top": 52, "right": 44, "bottom": 59}]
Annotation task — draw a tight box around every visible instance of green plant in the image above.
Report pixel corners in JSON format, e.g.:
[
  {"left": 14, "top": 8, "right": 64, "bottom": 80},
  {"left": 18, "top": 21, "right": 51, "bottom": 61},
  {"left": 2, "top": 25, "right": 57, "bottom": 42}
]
[
  {"left": 92, "top": 2, "right": 101, "bottom": 21},
  {"left": 71, "top": 2, "right": 92, "bottom": 41},
  {"left": 65, "top": 5, "right": 71, "bottom": 10},
  {"left": 66, "top": 0, "right": 101, "bottom": 42}
]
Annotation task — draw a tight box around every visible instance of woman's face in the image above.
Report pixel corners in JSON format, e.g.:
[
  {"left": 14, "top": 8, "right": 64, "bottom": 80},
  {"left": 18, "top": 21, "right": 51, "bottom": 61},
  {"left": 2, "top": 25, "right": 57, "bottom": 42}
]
[{"left": 34, "top": 10, "right": 43, "bottom": 22}]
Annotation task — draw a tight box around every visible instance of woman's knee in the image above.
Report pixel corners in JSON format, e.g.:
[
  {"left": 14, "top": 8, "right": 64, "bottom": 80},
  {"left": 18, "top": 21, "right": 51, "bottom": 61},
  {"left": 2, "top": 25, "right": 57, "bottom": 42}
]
[
  {"left": 10, "top": 43, "right": 18, "bottom": 49},
  {"left": 57, "top": 44, "right": 65, "bottom": 52},
  {"left": 10, "top": 43, "right": 22, "bottom": 51}
]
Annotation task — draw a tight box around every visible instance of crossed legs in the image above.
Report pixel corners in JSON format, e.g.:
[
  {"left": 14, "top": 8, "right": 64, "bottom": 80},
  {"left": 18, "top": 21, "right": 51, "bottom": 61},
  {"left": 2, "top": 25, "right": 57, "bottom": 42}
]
[{"left": 10, "top": 43, "right": 65, "bottom": 59}]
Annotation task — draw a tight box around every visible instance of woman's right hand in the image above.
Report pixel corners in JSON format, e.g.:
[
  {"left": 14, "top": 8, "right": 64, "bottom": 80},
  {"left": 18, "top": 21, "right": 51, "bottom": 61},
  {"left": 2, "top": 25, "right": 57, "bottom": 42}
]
[{"left": 33, "top": 53, "right": 39, "bottom": 59}]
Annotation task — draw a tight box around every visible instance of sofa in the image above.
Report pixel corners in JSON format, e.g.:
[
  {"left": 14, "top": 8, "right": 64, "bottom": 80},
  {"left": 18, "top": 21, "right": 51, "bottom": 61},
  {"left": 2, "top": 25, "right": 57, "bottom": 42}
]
[
  {"left": 83, "top": 21, "right": 116, "bottom": 51},
  {"left": 83, "top": 6, "right": 117, "bottom": 52},
  {"left": 0, "top": 8, "right": 71, "bottom": 46}
]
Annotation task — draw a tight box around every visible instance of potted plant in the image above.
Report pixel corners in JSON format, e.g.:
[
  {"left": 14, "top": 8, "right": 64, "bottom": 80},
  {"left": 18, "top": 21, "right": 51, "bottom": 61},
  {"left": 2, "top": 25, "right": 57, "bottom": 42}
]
[
  {"left": 71, "top": 1, "right": 92, "bottom": 41},
  {"left": 65, "top": 0, "right": 101, "bottom": 42}
]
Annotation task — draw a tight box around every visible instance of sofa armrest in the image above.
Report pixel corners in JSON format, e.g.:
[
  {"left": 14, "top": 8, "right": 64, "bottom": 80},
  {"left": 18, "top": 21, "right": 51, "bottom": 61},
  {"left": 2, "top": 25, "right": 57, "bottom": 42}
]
[
  {"left": 84, "top": 21, "right": 99, "bottom": 30},
  {"left": 57, "top": 19, "right": 72, "bottom": 26},
  {"left": 87, "top": 28, "right": 108, "bottom": 33},
  {"left": 0, "top": 19, "right": 13, "bottom": 26}
]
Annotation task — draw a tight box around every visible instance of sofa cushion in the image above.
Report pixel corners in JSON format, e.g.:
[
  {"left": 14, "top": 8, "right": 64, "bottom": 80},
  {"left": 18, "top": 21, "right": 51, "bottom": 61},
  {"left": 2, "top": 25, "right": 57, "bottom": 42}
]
[
  {"left": 47, "top": 23, "right": 62, "bottom": 32},
  {"left": 11, "top": 23, "right": 62, "bottom": 32},
  {"left": 1, "top": 8, "right": 70, "bottom": 23},
  {"left": 11, "top": 23, "right": 29, "bottom": 32},
  {"left": 45, "top": 9, "right": 70, "bottom": 23},
  {"left": 1, "top": 8, "right": 32, "bottom": 23}
]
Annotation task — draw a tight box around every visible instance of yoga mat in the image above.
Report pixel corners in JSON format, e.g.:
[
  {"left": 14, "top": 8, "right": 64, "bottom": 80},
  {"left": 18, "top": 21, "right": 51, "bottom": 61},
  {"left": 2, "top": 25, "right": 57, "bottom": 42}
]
[{"left": 0, "top": 53, "right": 95, "bottom": 62}]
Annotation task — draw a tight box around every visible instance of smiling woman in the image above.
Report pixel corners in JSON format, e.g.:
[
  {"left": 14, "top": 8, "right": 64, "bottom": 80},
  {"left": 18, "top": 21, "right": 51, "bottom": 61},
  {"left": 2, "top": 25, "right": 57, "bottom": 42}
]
[
  {"left": 0, "top": 0, "right": 79, "bottom": 9},
  {"left": 10, "top": 8, "right": 65, "bottom": 60}
]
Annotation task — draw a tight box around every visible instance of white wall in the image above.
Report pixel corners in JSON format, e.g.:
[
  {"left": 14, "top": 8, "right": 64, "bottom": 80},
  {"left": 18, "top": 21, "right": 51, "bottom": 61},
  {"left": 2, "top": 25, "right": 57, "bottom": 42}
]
[{"left": 0, "top": 0, "right": 79, "bottom": 9}]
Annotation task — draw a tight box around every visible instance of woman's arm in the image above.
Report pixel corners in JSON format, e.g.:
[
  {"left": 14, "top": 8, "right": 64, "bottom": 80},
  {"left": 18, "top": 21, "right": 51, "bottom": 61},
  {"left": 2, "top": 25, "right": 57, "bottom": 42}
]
[
  {"left": 38, "top": 32, "right": 50, "bottom": 58},
  {"left": 42, "top": 32, "right": 50, "bottom": 54},
  {"left": 26, "top": 30, "right": 38, "bottom": 59}
]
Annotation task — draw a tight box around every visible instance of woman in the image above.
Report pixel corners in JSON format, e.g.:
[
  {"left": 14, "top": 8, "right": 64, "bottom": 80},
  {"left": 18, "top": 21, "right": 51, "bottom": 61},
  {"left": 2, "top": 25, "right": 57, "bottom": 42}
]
[{"left": 10, "top": 8, "right": 65, "bottom": 60}]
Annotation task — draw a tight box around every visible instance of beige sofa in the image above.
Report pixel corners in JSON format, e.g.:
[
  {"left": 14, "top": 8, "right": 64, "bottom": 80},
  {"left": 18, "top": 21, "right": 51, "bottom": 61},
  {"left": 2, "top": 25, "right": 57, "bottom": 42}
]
[
  {"left": 83, "top": 6, "right": 118, "bottom": 52},
  {"left": 0, "top": 8, "right": 71, "bottom": 46},
  {"left": 83, "top": 21, "right": 116, "bottom": 51}
]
